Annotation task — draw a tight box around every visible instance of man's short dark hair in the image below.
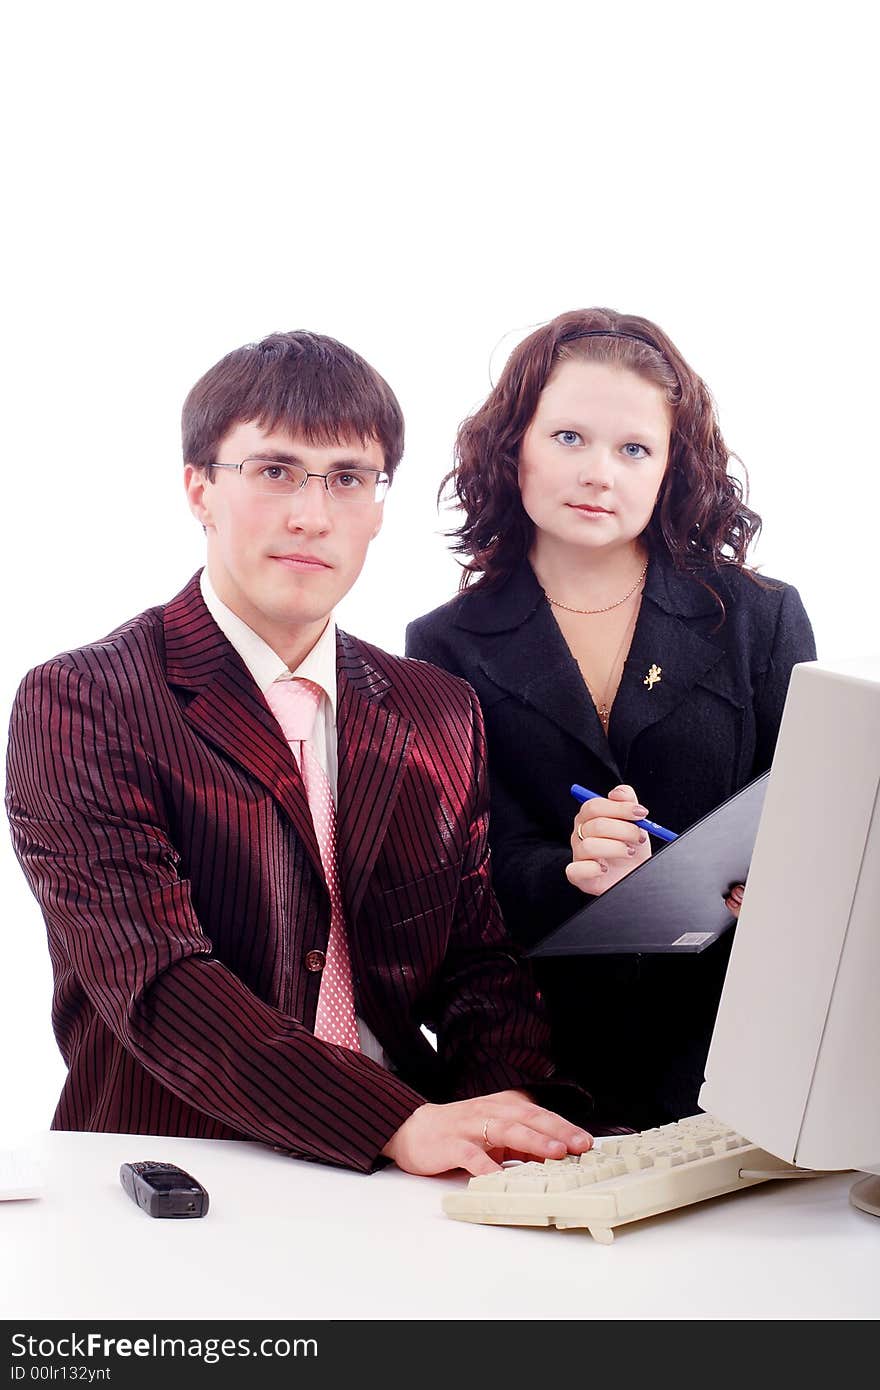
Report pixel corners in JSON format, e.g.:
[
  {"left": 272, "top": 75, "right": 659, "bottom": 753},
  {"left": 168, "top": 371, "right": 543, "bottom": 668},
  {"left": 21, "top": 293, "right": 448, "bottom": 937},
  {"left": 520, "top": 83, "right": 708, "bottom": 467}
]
[{"left": 182, "top": 330, "right": 405, "bottom": 477}]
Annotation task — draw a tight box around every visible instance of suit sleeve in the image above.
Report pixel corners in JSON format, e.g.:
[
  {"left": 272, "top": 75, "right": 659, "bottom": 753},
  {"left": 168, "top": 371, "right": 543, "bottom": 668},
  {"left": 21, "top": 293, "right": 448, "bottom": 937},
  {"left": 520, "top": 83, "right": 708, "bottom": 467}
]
[
  {"left": 486, "top": 769, "right": 586, "bottom": 949},
  {"left": 421, "top": 686, "right": 592, "bottom": 1121},
  {"left": 751, "top": 583, "right": 817, "bottom": 776},
  {"left": 6, "top": 660, "right": 424, "bottom": 1172},
  {"left": 406, "top": 618, "right": 584, "bottom": 949},
  {"left": 404, "top": 615, "right": 458, "bottom": 672}
]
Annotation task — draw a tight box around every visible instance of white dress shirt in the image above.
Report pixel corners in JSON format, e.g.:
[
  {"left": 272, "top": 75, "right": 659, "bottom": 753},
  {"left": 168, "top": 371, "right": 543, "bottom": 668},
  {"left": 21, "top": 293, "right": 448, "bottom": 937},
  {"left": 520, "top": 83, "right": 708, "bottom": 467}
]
[{"left": 200, "top": 569, "right": 386, "bottom": 1065}]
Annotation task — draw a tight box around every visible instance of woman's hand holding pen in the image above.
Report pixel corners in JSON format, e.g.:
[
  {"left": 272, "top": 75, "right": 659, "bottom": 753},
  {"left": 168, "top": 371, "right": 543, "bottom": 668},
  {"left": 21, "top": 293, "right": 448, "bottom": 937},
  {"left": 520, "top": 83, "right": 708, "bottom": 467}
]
[{"left": 566, "top": 783, "right": 652, "bottom": 895}]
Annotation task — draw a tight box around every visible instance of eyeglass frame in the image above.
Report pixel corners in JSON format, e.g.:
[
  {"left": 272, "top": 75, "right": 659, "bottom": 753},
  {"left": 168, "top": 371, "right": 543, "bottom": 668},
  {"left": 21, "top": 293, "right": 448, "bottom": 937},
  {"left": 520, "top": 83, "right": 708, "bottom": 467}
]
[{"left": 207, "top": 456, "right": 391, "bottom": 502}]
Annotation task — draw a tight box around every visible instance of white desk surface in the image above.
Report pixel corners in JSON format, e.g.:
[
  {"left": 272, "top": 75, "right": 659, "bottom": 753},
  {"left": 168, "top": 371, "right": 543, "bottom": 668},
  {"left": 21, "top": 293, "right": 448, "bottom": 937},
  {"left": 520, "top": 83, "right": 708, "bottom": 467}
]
[{"left": 1, "top": 1131, "right": 877, "bottom": 1321}]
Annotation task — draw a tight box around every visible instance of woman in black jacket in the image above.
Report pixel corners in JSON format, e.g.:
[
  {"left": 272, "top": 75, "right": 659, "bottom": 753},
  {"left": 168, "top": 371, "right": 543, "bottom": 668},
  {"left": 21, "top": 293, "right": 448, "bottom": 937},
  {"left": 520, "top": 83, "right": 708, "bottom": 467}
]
[{"left": 406, "top": 307, "right": 815, "bottom": 1130}]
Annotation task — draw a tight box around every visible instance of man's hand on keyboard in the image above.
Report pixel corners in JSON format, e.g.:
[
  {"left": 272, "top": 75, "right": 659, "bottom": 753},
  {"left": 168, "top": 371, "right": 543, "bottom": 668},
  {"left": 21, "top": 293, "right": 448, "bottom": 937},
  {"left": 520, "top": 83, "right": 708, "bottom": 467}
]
[{"left": 381, "top": 1091, "right": 594, "bottom": 1177}]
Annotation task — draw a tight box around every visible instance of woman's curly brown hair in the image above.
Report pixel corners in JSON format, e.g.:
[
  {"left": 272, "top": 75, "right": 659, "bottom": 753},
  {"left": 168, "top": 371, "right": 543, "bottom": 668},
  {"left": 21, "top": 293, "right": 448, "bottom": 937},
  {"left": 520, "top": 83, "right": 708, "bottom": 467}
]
[{"left": 444, "top": 308, "right": 761, "bottom": 593}]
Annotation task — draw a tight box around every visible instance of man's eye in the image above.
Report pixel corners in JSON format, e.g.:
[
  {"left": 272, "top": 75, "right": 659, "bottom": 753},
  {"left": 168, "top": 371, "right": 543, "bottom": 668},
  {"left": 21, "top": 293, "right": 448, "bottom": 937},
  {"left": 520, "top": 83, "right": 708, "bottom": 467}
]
[
  {"left": 261, "top": 464, "right": 291, "bottom": 482},
  {"left": 553, "top": 430, "right": 582, "bottom": 447},
  {"left": 333, "top": 472, "right": 365, "bottom": 488},
  {"left": 622, "top": 443, "right": 649, "bottom": 459}
]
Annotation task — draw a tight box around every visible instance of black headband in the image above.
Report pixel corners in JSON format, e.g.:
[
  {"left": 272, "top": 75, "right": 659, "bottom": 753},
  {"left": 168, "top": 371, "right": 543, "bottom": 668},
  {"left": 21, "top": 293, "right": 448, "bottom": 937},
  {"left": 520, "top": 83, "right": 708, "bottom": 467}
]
[{"left": 559, "top": 329, "right": 662, "bottom": 352}]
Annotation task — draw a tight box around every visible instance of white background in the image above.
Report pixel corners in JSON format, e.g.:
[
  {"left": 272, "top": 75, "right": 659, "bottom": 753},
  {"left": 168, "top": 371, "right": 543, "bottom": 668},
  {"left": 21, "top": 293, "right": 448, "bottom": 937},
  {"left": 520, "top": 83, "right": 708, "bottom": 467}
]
[{"left": 1, "top": 0, "right": 876, "bottom": 1142}]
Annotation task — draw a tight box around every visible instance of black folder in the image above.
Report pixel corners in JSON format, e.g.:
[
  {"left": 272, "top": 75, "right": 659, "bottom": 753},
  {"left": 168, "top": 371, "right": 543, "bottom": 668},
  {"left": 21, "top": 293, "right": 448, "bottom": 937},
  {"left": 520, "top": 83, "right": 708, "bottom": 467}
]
[{"left": 527, "top": 772, "right": 769, "bottom": 957}]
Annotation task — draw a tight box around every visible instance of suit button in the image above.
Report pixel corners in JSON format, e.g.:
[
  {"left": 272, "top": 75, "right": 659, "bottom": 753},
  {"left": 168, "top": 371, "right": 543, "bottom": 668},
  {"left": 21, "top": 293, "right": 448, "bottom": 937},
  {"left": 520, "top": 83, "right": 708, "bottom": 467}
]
[{"left": 304, "top": 950, "right": 325, "bottom": 973}]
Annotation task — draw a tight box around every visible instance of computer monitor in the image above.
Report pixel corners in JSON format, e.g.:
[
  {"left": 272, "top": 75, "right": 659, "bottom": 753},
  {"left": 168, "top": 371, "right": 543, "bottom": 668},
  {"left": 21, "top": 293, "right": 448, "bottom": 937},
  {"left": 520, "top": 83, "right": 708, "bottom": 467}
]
[{"left": 699, "top": 657, "right": 880, "bottom": 1216}]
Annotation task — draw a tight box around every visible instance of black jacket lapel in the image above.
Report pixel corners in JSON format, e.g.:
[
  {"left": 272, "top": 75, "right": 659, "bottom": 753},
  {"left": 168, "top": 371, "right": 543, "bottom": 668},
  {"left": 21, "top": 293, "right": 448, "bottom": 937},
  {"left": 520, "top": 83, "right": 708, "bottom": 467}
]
[
  {"left": 453, "top": 557, "right": 733, "bottom": 782},
  {"left": 456, "top": 562, "right": 622, "bottom": 782},
  {"left": 610, "top": 562, "right": 726, "bottom": 764}
]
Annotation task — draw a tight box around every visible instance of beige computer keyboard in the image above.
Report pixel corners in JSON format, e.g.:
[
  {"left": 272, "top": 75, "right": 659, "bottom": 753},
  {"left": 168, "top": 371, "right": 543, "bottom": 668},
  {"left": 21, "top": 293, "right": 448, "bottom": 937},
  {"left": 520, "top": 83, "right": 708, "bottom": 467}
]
[{"left": 442, "top": 1113, "right": 799, "bottom": 1244}]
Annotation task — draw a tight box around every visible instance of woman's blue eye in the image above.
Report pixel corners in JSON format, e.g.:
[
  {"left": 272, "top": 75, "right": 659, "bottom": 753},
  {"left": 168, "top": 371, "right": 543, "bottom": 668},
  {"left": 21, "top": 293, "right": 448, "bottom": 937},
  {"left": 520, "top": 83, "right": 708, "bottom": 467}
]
[
  {"left": 554, "top": 430, "right": 582, "bottom": 446},
  {"left": 622, "top": 443, "right": 649, "bottom": 459}
]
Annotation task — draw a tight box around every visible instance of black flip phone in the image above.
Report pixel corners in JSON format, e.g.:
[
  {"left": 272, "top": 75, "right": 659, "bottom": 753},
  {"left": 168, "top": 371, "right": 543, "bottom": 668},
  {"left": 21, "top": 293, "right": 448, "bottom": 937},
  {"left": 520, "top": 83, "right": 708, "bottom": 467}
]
[{"left": 119, "top": 1161, "right": 210, "bottom": 1218}]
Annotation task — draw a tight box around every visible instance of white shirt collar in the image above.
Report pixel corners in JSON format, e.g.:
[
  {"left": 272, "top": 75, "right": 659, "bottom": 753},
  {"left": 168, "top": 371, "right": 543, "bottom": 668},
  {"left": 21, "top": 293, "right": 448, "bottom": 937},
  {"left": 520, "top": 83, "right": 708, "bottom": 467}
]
[{"left": 199, "top": 569, "right": 337, "bottom": 711}]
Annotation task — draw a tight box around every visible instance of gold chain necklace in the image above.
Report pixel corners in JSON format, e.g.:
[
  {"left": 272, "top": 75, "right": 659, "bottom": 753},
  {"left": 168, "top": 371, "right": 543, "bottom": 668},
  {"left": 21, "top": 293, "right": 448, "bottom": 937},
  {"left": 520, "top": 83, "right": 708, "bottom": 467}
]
[
  {"left": 589, "top": 602, "right": 642, "bottom": 734},
  {"left": 543, "top": 558, "right": 649, "bottom": 615}
]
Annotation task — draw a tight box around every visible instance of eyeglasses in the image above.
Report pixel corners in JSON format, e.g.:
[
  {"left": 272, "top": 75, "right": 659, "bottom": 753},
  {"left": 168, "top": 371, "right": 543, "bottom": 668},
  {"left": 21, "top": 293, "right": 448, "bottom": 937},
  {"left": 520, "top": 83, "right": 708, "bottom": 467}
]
[{"left": 210, "top": 457, "right": 390, "bottom": 504}]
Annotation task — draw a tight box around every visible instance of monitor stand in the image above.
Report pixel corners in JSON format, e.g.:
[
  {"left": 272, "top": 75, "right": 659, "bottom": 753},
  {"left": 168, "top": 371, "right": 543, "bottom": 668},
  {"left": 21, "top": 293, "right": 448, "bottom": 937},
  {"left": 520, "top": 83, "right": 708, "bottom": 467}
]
[{"left": 849, "top": 1175, "right": 880, "bottom": 1217}]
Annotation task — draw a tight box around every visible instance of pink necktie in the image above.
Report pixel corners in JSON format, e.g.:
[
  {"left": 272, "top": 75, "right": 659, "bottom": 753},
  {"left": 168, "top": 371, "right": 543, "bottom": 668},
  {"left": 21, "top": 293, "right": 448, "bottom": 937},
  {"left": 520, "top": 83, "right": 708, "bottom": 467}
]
[{"left": 264, "top": 677, "right": 361, "bottom": 1052}]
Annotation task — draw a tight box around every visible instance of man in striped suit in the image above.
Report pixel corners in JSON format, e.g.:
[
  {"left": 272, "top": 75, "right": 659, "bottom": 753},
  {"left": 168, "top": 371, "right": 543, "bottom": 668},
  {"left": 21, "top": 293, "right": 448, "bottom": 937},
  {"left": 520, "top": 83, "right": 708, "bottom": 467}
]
[{"left": 6, "top": 331, "right": 593, "bottom": 1175}]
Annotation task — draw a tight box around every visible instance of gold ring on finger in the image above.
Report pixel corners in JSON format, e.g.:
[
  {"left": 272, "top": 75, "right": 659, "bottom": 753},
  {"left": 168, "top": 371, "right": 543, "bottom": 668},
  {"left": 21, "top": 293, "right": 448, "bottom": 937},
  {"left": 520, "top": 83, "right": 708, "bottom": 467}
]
[
  {"left": 481, "top": 1118, "right": 492, "bottom": 1148},
  {"left": 576, "top": 822, "right": 585, "bottom": 843}
]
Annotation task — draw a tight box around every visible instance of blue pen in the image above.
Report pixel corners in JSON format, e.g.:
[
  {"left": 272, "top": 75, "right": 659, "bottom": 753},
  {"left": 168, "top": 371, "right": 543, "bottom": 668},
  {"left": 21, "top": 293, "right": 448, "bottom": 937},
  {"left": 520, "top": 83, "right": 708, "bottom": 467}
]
[{"left": 570, "top": 784, "right": 678, "bottom": 843}]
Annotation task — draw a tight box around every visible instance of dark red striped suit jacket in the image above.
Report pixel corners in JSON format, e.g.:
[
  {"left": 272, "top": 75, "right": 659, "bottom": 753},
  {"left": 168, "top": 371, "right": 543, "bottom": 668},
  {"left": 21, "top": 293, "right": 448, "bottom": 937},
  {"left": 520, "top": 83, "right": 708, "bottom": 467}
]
[{"left": 5, "top": 573, "right": 563, "bottom": 1171}]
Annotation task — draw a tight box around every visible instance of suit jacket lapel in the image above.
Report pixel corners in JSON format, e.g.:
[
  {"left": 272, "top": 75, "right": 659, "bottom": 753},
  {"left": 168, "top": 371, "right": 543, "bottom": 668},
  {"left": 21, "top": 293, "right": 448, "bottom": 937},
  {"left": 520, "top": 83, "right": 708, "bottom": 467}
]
[
  {"left": 481, "top": 610, "right": 621, "bottom": 780},
  {"left": 335, "top": 631, "right": 415, "bottom": 924},
  {"left": 164, "top": 573, "right": 324, "bottom": 879},
  {"left": 610, "top": 562, "right": 726, "bottom": 764},
  {"left": 454, "top": 557, "right": 730, "bottom": 783},
  {"left": 458, "top": 562, "right": 622, "bottom": 782}
]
